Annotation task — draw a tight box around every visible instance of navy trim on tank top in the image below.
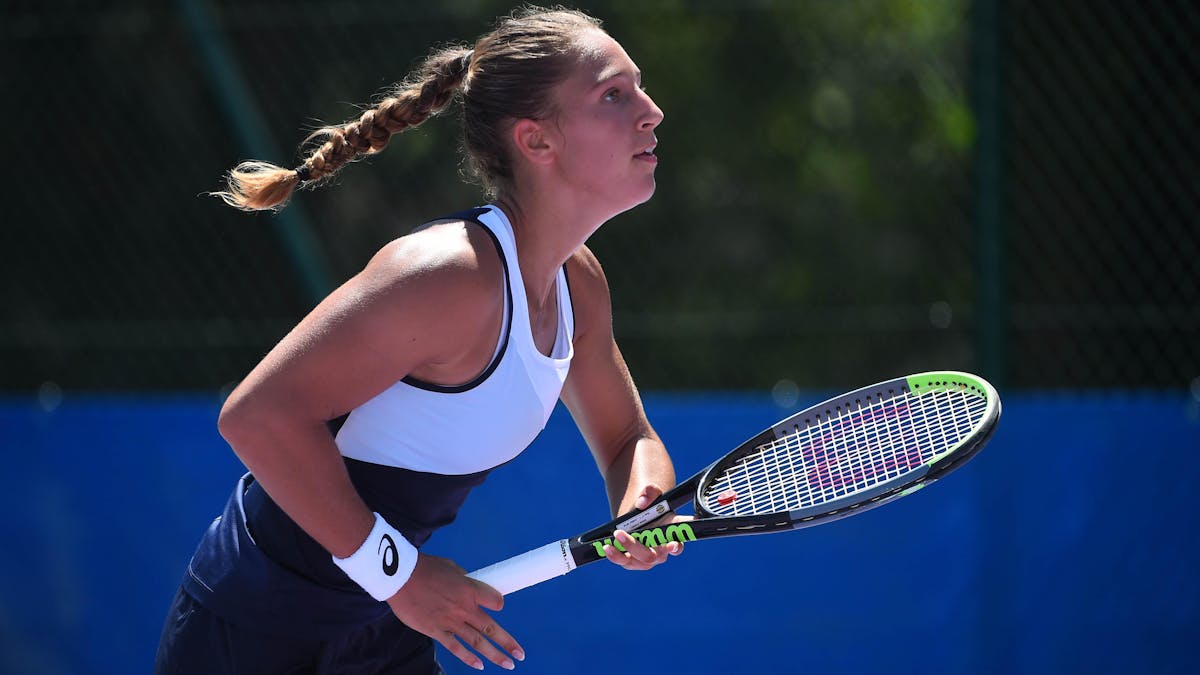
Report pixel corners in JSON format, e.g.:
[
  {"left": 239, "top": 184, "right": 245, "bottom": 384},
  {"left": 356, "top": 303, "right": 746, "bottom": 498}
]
[
  {"left": 400, "top": 207, "right": 515, "bottom": 394},
  {"left": 179, "top": 206, "right": 571, "bottom": 640}
]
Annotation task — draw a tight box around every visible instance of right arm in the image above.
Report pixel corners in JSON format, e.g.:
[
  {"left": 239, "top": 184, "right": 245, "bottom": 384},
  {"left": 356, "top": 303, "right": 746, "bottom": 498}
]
[{"left": 216, "top": 222, "right": 522, "bottom": 670}]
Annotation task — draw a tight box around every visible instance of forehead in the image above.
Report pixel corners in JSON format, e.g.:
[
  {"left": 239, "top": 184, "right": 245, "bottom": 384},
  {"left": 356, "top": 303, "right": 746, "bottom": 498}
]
[{"left": 568, "top": 30, "right": 639, "bottom": 87}]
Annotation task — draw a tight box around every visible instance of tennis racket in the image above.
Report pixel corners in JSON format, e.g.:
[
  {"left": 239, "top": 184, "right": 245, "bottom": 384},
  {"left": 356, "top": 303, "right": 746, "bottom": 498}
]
[{"left": 468, "top": 370, "right": 1000, "bottom": 595}]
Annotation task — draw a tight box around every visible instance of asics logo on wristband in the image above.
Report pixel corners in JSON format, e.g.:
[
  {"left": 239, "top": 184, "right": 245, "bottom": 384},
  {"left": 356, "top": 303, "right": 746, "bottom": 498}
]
[
  {"left": 333, "top": 514, "right": 414, "bottom": 600},
  {"left": 378, "top": 534, "right": 399, "bottom": 576}
]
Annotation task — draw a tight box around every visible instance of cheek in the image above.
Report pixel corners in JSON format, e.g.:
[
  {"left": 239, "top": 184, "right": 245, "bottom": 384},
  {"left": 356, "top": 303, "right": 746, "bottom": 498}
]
[{"left": 563, "top": 115, "right": 624, "bottom": 167}]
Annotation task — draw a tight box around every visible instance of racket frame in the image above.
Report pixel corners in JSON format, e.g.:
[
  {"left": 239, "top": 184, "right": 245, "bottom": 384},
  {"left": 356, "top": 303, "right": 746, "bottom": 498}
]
[
  {"left": 468, "top": 371, "right": 1000, "bottom": 594},
  {"left": 575, "top": 371, "right": 999, "bottom": 559}
]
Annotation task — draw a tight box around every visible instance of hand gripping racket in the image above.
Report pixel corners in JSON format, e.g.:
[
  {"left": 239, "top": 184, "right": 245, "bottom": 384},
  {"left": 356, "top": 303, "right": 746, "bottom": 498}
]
[{"left": 468, "top": 371, "right": 1000, "bottom": 595}]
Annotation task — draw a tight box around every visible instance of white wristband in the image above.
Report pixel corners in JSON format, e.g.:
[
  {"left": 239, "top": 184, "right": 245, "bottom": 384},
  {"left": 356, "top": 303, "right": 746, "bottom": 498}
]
[{"left": 331, "top": 512, "right": 418, "bottom": 601}]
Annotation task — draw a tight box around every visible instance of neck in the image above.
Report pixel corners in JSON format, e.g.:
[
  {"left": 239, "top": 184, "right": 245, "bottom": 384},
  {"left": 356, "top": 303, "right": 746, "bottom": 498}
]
[{"left": 492, "top": 190, "right": 607, "bottom": 307}]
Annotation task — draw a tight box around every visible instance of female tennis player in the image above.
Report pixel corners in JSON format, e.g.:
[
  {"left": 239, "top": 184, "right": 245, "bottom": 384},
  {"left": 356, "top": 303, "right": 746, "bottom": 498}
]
[{"left": 155, "top": 6, "right": 681, "bottom": 674}]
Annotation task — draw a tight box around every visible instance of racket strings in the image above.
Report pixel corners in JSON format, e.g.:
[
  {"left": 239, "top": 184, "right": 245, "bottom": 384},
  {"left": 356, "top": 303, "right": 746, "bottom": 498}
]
[{"left": 703, "top": 387, "right": 988, "bottom": 516}]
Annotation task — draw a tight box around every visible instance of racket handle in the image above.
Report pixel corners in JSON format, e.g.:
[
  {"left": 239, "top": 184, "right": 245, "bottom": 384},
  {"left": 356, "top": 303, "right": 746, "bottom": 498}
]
[{"left": 467, "top": 539, "right": 577, "bottom": 596}]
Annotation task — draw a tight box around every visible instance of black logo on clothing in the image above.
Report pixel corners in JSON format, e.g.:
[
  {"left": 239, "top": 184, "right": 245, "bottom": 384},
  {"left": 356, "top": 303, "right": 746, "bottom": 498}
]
[{"left": 379, "top": 534, "right": 399, "bottom": 576}]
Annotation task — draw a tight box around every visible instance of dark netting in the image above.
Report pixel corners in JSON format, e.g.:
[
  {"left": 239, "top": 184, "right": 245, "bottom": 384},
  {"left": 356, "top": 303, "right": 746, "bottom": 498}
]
[{"left": 2, "top": 0, "right": 1194, "bottom": 393}]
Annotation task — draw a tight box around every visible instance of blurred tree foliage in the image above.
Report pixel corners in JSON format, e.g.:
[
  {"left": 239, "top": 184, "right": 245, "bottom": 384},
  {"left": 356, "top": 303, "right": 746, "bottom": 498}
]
[
  {"left": 5, "top": 1, "right": 1193, "bottom": 392},
  {"left": 0, "top": 0, "right": 972, "bottom": 391},
  {"left": 595, "top": 0, "right": 974, "bottom": 388}
]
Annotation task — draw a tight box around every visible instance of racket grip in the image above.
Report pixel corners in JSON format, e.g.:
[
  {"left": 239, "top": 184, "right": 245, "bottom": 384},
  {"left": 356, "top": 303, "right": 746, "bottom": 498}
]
[{"left": 466, "top": 539, "right": 577, "bottom": 596}]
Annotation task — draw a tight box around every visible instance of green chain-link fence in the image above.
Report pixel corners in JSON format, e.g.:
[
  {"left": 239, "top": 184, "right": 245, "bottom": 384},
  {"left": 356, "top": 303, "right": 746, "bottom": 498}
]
[
  {"left": 2, "top": 0, "right": 1196, "bottom": 393},
  {"left": 1002, "top": 0, "right": 1199, "bottom": 389}
]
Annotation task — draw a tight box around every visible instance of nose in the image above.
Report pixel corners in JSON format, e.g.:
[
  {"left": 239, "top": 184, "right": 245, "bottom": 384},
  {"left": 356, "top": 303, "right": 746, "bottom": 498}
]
[{"left": 638, "top": 90, "right": 664, "bottom": 130}]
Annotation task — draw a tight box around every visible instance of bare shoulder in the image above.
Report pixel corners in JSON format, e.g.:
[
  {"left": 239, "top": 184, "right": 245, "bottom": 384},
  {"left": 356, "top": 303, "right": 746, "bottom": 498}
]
[
  {"left": 565, "top": 244, "right": 614, "bottom": 341},
  {"left": 218, "top": 218, "right": 508, "bottom": 425},
  {"left": 354, "top": 219, "right": 505, "bottom": 354},
  {"left": 565, "top": 243, "right": 605, "bottom": 283},
  {"left": 358, "top": 219, "right": 503, "bottom": 315},
  {"left": 371, "top": 219, "right": 503, "bottom": 291}
]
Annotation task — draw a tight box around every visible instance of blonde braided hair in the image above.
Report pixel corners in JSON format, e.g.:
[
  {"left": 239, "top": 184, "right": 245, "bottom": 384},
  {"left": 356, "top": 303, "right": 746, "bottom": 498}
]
[{"left": 214, "top": 6, "right": 603, "bottom": 212}]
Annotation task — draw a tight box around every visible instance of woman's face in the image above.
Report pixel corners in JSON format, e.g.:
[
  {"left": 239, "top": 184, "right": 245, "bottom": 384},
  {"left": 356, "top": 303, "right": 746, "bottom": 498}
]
[{"left": 545, "top": 30, "right": 665, "bottom": 215}]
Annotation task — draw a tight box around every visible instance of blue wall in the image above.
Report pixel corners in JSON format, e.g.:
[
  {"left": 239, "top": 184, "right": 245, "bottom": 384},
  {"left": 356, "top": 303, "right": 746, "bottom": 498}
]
[{"left": 2, "top": 392, "right": 1197, "bottom": 674}]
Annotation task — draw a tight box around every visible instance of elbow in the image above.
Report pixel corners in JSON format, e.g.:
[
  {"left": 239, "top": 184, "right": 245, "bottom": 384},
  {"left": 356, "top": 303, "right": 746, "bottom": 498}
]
[
  {"left": 217, "top": 386, "right": 326, "bottom": 470},
  {"left": 217, "top": 390, "right": 285, "bottom": 473},
  {"left": 217, "top": 387, "right": 267, "bottom": 453},
  {"left": 217, "top": 395, "right": 247, "bottom": 446}
]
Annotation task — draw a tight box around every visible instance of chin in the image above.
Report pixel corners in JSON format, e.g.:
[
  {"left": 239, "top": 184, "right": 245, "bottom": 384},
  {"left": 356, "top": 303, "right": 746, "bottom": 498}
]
[
  {"left": 591, "top": 175, "right": 657, "bottom": 220},
  {"left": 612, "top": 186, "right": 656, "bottom": 218},
  {"left": 631, "top": 178, "right": 658, "bottom": 206}
]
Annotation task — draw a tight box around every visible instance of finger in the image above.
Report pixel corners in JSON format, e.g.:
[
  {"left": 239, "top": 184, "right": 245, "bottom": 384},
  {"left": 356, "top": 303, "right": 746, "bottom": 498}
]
[
  {"left": 603, "top": 543, "right": 629, "bottom": 567},
  {"left": 470, "top": 613, "right": 525, "bottom": 665},
  {"left": 615, "top": 530, "right": 659, "bottom": 565},
  {"left": 605, "top": 542, "right": 657, "bottom": 572},
  {"left": 605, "top": 543, "right": 644, "bottom": 571},
  {"left": 622, "top": 539, "right": 682, "bottom": 570},
  {"left": 436, "top": 631, "right": 485, "bottom": 671},
  {"left": 461, "top": 623, "right": 517, "bottom": 671},
  {"left": 634, "top": 484, "right": 665, "bottom": 510},
  {"left": 471, "top": 579, "right": 505, "bottom": 612},
  {"left": 629, "top": 547, "right": 670, "bottom": 571}
]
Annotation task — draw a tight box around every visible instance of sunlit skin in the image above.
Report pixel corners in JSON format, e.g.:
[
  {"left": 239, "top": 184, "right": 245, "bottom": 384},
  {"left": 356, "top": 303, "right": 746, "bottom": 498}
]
[
  {"left": 494, "top": 27, "right": 691, "bottom": 578},
  {"left": 217, "top": 28, "right": 686, "bottom": 672},
  {"left": 539, "top": 29, "right": 664, "bottom": 218},
  {"left": 496, "top": 29, "right": 666, "bottom": 327}
]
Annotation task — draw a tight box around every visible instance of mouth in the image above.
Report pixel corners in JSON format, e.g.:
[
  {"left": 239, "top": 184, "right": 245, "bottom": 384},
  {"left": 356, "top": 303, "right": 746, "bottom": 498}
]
[{"left": 634, "top": 143, "right": 658, "bottom": 163}]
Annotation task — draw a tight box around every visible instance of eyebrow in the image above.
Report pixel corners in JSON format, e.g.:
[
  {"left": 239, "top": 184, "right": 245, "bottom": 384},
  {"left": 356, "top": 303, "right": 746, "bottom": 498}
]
[{"left": 592, "top": 67, "right": 642, "bottom": 90}]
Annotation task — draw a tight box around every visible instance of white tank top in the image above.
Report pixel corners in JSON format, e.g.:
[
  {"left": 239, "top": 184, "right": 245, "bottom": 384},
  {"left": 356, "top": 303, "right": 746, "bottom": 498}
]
[{"left": 334, "top": 205, "right": 574, "bottom": 475}]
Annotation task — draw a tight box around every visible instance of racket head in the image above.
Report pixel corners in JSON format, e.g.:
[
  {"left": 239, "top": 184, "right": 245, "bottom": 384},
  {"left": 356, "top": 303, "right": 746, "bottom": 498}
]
[{"left": 693, "top": 371, "right": 1000, "bottom": 526}]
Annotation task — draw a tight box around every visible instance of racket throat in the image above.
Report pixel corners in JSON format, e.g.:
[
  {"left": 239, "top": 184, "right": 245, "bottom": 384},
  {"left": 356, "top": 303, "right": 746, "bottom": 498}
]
[{"left": 614, "top": 501, "right": 673, "bottom": 532}]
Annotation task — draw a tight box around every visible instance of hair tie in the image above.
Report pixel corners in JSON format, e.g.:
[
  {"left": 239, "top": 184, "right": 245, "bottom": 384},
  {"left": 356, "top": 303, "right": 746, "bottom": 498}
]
[{"left": 294, "top": 165, "right": 311, "bottom": 182}]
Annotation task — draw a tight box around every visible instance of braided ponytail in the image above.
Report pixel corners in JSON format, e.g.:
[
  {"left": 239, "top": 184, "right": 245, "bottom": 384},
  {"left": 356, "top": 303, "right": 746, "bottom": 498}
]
[
  {"left": 214, "top": 46, "right": 473, "bottom": 212},
  {"left": 214, "top": 6, "right": 605, "bottom": 211}
]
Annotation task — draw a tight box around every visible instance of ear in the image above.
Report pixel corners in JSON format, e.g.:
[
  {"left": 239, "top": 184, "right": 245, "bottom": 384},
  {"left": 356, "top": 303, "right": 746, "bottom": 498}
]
[{"left": 510, "top": 118, "right": 557, "bottom": 165}]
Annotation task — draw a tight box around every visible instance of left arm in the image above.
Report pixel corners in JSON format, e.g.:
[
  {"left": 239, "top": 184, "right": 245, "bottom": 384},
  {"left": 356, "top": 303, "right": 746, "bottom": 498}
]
[{"left": 559, "top": 246, "right": 683, "bottom": 570}]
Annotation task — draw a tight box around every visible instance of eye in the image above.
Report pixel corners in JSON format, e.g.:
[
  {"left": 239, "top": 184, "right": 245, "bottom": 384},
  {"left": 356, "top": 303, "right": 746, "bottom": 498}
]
[{"left": 603, "top": 88, "right": 621, "bottom": 102}]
